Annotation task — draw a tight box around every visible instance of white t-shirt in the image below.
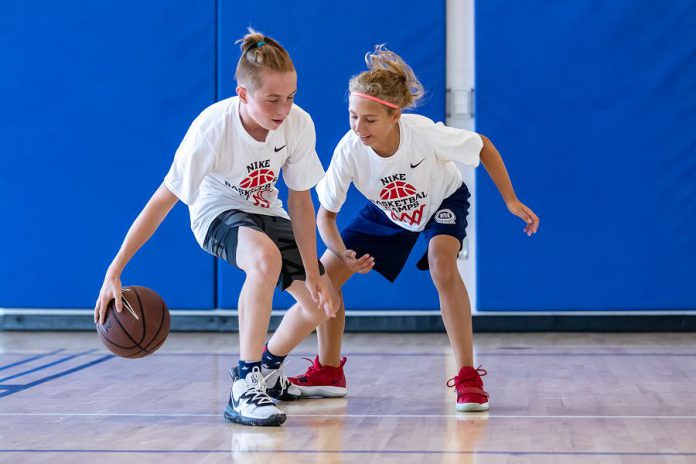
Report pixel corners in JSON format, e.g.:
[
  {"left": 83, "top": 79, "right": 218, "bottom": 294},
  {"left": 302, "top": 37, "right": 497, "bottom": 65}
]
[
  {"left": 317, "top": 114, "right": 483, "bottom": 232},
  {"left": 165, "top": 96, "right": 325, "bottom": 246}
]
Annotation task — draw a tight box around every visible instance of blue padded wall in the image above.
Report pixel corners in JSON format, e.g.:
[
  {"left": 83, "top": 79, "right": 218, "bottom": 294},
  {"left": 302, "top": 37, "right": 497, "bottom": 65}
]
[
  {"left": 0, "top": 1, "right": 216, "bottom": 308},
  {"left": 216, "top": 0, "right": 447, "bottom": 309},
  {"left": 11, "top": 1, "right": 687, "bottom": 314},
  {"left": 476, "top": 0, "right": 696, "bottom": 310}
]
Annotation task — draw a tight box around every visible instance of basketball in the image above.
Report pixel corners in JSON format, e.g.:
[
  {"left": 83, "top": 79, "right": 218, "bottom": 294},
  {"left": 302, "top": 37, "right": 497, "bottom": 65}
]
[
  {"left": 380, "top": 180, "right": 418, "bottom": 200},
  {"left": 240, "top": 168, "right": 275, "bottom": 188},
  {"left": 96, "top": 286, "right": 170, "bottom": 359}
]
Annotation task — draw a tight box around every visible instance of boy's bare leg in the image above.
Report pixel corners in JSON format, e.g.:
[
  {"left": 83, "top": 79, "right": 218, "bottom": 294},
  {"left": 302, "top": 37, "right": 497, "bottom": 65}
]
[{"left": 235, "top": 227, "right": 282, "bottom": 361}]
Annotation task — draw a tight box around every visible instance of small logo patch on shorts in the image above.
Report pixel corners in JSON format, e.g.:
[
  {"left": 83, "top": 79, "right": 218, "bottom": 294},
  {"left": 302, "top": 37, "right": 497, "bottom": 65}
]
[{"left": 435, "top": 209, "right": 456, "bottom": 224}]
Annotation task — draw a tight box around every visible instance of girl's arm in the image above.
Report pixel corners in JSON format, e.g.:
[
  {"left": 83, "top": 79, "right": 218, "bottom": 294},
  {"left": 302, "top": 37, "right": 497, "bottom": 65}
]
[
  {"left": 479, "top": 135, "right": 540, "bottom": 236},
  {"left": 288, "top": 189, "right": 339, "bottom": 317},
  {"left": 317, "top": 206, "right": 374, "bottom": 274},
  {"left": 95, "top": 183, "right": 179, "bottom": 324}
]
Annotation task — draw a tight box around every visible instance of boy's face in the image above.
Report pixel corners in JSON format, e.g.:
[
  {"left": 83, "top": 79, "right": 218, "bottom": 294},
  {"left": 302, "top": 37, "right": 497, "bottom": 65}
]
[{"left": 238, "top": 70, "right": 297, "bottom": 130}]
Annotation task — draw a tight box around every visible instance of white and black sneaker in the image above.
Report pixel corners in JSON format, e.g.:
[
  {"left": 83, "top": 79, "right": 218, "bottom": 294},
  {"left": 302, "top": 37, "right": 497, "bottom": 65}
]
[
  {"left": 263, "top": 363, "right": 302, "bottom": 402},
  {"left": 224, "top": 366, "right": 286, "bottom": 426}
]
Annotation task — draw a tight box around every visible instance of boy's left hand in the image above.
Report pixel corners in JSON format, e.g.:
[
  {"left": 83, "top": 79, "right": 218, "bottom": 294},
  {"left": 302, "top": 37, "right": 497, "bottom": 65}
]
[{"left": 506, "top": 198, "right": 539, "bottom": 236}]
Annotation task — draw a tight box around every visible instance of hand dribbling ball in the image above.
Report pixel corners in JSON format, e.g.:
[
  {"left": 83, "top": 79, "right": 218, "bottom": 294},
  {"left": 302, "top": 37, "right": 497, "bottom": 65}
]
[{"left": 96, "top": 286, "right": 170, "bottom": 358}]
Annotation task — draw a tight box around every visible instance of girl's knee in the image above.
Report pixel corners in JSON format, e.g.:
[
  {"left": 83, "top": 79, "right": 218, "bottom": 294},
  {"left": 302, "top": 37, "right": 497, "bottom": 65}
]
[
  {"left": 429, "top": 255, "right": 459, "bottom": 288},
  {"left": 308, "top": 304, "right": 330, "bottom": 325}
]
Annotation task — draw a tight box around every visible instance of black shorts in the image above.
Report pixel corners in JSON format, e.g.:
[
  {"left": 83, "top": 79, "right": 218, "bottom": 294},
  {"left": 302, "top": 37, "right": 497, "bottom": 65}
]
[
  {"left": 341, "top": 183, "right": 471, "bottom": 283},
  {"left": 203, "top": 210, "right": 325, "bottom": 290}
]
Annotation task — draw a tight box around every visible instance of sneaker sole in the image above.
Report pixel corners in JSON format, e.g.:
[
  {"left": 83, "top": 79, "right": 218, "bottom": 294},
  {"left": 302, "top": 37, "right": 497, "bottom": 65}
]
[
  {"left": 223, "top": 405, "right": 287, "bottom": 426},
  {"left": 296, "top": 385, "right": 348, "bottom": 398},
  {"left": 456, "top": 402, "right": 489, "bottom": 412}
]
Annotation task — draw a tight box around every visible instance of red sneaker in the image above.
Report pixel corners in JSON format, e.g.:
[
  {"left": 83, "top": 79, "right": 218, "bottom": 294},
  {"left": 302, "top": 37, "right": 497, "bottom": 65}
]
[
  {"left": 447, "top": 366, "right": 489, "bottom": 412},
  {"left": 288, "top": 356, "right": 347, "bottom": 398}
]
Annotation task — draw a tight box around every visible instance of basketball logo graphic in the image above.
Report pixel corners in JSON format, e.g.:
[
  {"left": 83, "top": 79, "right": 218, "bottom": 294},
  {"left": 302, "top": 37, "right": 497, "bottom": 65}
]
[
  {"left": 239, "top": 168, "right": 275, "bottom": 189},
  {"left": 378, "top": 180, "right": 426, "bottom": 226},
  {"left": 380, "top": 180, "right": 418, "bottom": 200},
  {"left": 238, "top": 168, "right": 276, "bottom": 208}
]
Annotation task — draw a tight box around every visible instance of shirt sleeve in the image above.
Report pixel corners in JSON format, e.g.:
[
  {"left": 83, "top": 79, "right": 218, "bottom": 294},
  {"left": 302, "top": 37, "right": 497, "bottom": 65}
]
[
  {"left": 164, "top": 122, "right": 219, "bottom": 205},
  {"left": 282, "top": 116, "right": 325, "bottom": 191},
  {"left": 431, "top": 123, "right": 483, "bottom": 168},
  {"left": 316, "top": 146, "right": 354, "bottom": 213}
]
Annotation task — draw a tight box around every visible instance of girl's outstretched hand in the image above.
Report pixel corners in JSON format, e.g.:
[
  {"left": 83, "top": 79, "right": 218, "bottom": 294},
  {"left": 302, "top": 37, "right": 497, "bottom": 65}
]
[
  {"left": 341, "top": 250, "right": 375, "bottom": 274},
  {"left": 506, "top": 199, "right": 539, "bottom": 236}
]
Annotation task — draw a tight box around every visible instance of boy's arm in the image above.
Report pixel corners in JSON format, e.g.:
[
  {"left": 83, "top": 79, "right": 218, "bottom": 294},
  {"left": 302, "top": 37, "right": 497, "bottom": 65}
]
[
  {"left": 95, "top": 183, "right": 179, "bottom": 324},
  {"left": 479, "top": 135, "right": 540, "bottom": 236},
  {"left": 288, "top": 189, "right": 339, "bottom": 317}
]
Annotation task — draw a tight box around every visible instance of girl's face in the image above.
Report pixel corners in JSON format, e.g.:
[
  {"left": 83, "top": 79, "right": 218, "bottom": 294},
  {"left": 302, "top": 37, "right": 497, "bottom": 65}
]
[
  {"left": 238, "top": 70, "right": 297, "bottom": 131},
  {"left": 348, "top": 95, "right": 400, "bottom": 152}
]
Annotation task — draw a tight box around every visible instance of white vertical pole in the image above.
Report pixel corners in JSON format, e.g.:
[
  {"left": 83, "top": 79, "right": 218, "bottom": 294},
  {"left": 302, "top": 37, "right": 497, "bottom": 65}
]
[{"left": 446, "top": 0, "right": 477, "bottom": 312}]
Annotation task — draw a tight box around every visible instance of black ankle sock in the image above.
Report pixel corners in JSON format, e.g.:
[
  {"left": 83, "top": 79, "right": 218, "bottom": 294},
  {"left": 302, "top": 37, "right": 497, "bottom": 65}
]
[
  {"left": 261, "top": 346, "right": 286, "bottom": 370},
  {"left": 237, "top": 360, "right": 262, "bottom": 379}
]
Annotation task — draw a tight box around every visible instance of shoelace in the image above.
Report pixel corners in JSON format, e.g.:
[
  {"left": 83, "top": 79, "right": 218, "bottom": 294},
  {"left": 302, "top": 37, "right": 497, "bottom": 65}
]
[
  {"left": 242, "top": 369, "right": 274, "bottom": 406},
  {"left": 265, "top": 361, "right": 292, "bottom": 391},
  {"left": 446, "top": 366, "right": 487, "bottom": 389},
  {"left": 299, "top": 357, "right": 319, "bottom": 380}
]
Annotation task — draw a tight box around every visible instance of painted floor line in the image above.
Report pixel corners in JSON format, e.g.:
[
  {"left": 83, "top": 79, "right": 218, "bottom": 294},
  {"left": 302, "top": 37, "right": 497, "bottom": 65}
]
[{"left": 1, "top": 412, "right": 695, "bottom": 420}]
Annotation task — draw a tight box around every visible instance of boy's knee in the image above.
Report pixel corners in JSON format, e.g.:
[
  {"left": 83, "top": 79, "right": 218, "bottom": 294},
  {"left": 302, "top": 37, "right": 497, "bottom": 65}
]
[{"left": 246, "top": 247, "right": 282, "bottom": 277}]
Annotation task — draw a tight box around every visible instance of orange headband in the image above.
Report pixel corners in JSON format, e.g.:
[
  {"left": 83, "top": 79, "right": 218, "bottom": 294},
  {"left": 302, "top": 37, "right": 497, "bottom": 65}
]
[{"left": 350, "top": 92, "right": 400, "bottom": 110}]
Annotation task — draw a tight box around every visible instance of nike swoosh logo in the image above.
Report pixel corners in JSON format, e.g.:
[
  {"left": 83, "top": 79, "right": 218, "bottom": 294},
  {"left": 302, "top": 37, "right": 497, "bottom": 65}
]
[
  {"left": 410, "top": 159, "right": 425, "bottom": 168},
  {"left": 274, "top": 145, "right": 286, "bottom": 152}
]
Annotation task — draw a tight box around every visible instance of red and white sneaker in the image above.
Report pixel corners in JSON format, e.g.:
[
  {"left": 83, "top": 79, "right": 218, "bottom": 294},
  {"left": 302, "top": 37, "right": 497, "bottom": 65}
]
[
  {"left": 447, "top": 366, "right": 489, "bottom": 412},
  {"left": 288, "top": 356, "right": 348, "bottom": 398}
]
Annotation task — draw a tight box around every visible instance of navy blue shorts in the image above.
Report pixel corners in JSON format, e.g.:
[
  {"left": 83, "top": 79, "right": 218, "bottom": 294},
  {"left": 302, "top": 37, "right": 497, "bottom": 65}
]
[{"left": 341, "top": 183, "right": 471, "bottom": 282}]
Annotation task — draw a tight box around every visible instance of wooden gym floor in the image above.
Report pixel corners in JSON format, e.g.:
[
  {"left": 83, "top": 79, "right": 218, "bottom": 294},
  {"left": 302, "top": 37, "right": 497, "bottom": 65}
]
[{"left": 1, "top": 331, "right": 695, "bottom": 463}]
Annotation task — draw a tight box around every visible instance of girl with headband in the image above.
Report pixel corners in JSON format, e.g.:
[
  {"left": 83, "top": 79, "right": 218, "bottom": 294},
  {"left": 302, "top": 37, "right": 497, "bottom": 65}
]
[
  {"left": 94, "top": 29, "right": 339, "bottom": 426},
  {"left": 288, "top": 45, "right": 539, "bottom": 412}
]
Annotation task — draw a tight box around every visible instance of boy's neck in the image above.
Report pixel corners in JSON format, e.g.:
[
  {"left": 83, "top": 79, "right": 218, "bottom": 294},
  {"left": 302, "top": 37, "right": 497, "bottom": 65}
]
[{"left": 239, "top": 103, "right": 269, "bottom": 142}]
